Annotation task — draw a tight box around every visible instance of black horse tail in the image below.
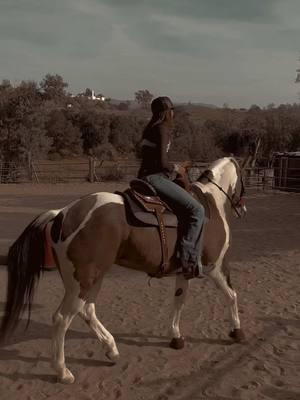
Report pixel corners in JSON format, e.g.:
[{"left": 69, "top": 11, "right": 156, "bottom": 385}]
[{"left": 0, "top": 210, "right": 59, "bottom": 341}]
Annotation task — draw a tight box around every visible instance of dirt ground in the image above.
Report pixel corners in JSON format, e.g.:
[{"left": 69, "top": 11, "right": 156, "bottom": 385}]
[{"left": 0, "top": 183, "right": 299, "bottom": 400}]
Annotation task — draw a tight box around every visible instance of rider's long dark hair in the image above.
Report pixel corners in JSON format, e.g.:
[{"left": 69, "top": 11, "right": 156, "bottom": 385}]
[
  {"left": 142, "top": 96, "right": 174, "bottom": 138},
  {"left": 0, "top": 211, "right": 56, "bottom": 341}
]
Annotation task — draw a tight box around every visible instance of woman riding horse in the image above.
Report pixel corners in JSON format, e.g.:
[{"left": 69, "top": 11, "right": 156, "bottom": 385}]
[{"left": 137, "top": 96, "right": 205, "bottom": 279}]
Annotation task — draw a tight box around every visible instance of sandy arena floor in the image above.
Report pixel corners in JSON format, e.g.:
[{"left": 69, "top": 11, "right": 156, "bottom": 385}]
[{"left": 0, "top": 183, "right": 299, "bottom": 400}]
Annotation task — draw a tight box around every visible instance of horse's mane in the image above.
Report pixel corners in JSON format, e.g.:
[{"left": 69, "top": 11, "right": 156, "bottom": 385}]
[
  {"left": 229, "top": 156, "right": 240, "bottom": 170},
  {"left": 197, "top": 157, "right": 239, "bottom": 184}
]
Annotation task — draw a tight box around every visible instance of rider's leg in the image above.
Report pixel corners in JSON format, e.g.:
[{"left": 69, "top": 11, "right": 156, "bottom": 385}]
[{"left": 145, "top": 173, "right": 205, "bottom": 277}]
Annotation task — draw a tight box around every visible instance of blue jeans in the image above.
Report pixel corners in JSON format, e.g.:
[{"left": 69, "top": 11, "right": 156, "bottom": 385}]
[{"left": 145, "top": 173, "right": 205, "bottom": 265}]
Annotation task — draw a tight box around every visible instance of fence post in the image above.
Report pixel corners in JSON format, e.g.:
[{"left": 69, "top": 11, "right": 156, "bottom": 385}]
[
  {"left": 245, "top": 167, "right": 250, "bottom": 186},
  {"left": 88, "top": 156, "right": 95, "bottom": 183},
  {"left": 27, "top": 152, "right": 33, "bottom": 181}
]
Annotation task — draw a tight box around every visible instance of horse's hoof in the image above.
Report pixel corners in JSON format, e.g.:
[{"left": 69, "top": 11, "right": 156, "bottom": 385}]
[
  {"left": 169, "top": 337, "right": 185, "bottom": 350},
  {"left": 58, "top": 369, "right": 75, "bottom": 384},
  {"left": 229, "top": 329, "right": 246, "bottom": 343},
  {"left": 105, "top": 350, "right": 120, "bottom": 364}
]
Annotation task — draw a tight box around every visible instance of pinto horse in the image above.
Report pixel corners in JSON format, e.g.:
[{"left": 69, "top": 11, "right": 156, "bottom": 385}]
[{"left": 0, "top": 157, "right": 246, "bottom": 384}]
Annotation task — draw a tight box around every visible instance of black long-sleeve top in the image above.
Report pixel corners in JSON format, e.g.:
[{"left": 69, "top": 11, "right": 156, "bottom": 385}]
[{"left": 137, "top": 122, "right": 176, "bottom": 179}]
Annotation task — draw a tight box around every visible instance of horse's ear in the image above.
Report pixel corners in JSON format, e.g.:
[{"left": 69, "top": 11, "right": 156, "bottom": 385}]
[
  {"left": 206, "top": 169, "right": 214, "bottom": 180},
  {"left": 199, "top": 169, "right": 214, "bottom": 182}
]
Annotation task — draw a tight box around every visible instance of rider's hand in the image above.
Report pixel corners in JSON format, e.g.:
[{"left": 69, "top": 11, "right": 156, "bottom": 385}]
[
  {"left": 174, "top": 164, "right": 186, "bottom": 176},
  {"left": 181, "top": 161, "right": 192, "bottom": 170}
]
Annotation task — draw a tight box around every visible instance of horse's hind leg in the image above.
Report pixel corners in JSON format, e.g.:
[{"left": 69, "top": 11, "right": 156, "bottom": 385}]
[
  {"left": 52, "top": 291, "right": 85, "bottom": 383},
  {"left": 78, "top": 278, "right": 120, "bottom": 362},
  {"left": 80, "top": 302, "right": 120, "bottom": 362},
  {"left": 169, "top": 273, "right": 190, "bottom": 349},
  {"left": 208, "top": 266, "right": 246, "bottom": 342}
]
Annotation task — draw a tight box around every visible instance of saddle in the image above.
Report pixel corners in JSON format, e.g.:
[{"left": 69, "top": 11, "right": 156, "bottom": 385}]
[{"left": 116, "top": 179, "right": 210, "bottom": 278}]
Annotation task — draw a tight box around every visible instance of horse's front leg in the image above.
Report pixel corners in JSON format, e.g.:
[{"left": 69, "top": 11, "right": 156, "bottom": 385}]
[
  {"left": 169, "top": 273, "right": 190, "bottom": 349},
  {"left": 208, "top": 266, "right": 246, "bottom": 343}
]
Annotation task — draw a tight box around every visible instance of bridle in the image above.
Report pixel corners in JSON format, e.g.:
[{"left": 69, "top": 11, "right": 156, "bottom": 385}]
[{"left": 202, "top": 172, "right": 245, "bottom": 218}]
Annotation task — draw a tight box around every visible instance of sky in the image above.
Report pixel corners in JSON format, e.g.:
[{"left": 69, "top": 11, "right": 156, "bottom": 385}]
[{"left": 0, "top": 0, "right": 300, "bottom": 108}]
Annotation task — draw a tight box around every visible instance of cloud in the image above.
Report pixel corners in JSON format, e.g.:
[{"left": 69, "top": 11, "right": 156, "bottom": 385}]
[
  {"left": 0, "top": 0, "right": 299, "bottom": 107},
  {"left": 93, "top": 0, "right": 284, "bottom": 58},
  {"left": 0, "top": 0, "right": 113, "bottom": 57},
  {"left": 99, "top": 0, "right": 280, "bottom": 22}
]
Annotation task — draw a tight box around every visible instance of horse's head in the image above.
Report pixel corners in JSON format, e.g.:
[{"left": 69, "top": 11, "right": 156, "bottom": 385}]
[{"left": 197, "top": 157, "right": 247, "bottom": 218}]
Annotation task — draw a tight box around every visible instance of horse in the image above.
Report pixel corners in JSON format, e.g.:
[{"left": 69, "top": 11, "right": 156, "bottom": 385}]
[{"left": 0, "top": 156, "right": 247, "bottom": 384}]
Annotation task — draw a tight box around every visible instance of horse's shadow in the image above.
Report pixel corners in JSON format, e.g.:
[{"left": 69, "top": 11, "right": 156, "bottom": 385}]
[
  {"left": 0, "top": 314, "right": 234, "bottom": 383},
  {"left": 113, "top": 332, "right": 233, "bottom": 348},
  {"left": 0, "top": 295, "right": 240, "bottom": 385},
  {"left": 0, "top": 301, "right": 233, "bottom": 350},
  {"left": 0, "top": 317, "right": 232, "bottom": 350},
  {"left": 0, "top": 318, "right": 115, "bottom": 383},
  {"left": 0, "top": 313, "right": 90, "bottom": 347},
  {"left": 0, "top": 347, "right": 114, "bottom": 369}
]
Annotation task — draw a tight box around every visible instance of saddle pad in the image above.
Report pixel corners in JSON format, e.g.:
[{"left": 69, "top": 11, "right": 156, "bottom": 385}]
[{"left": 116, "top": 190, "right": 178, "bottom": 228}]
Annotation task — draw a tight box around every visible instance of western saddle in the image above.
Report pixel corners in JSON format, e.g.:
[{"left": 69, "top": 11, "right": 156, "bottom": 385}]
[{"left": 117, "top": 178, "right": 209, "bottom": 278}]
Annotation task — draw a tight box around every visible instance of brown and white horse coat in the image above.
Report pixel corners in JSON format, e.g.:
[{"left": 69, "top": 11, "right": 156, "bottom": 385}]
[{"left": 0, "top": 157, "right": 246, "bottom": 384}]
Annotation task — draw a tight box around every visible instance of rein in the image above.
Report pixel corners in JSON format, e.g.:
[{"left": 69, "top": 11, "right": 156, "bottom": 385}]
[{"left": 203, "top": 174, "right": 243, "bottom": 218}]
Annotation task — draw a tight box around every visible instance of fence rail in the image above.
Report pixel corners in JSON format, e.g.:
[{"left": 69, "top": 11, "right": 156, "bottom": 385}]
[{"left": 0, "top": 160, "right": 299, "bottom": 192}]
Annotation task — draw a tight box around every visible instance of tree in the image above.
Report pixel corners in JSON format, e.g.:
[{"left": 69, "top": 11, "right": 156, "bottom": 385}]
[
  {"left": 134, "top": 89, "right": 154, "bottom": 109},
  {"left": 0, "top": 79, "right": 12, "bottom": 91},
  {"left": 0, "top": 80, "right": 51, "bottom": 182},
  {"left": 117, "top": 101, "right": 130, "bottom": 111},
  {"left": 40, "top": 73, "right": 68, "bottom": 101},
  {"left": 108, "top": 115, "right": 143, "bottom": 157},
  {"left": 0, "top": 81, "right": 50, "bottom": 162},
  {"left": 95, "top": 143, "right": 117, "bottom": 161},
  {"left": 296, "top": 57, "right": 300, "bottom": 83},
  {"left": 46, "top": 110, "right": 82, "bottom": 158},
  {"left": 84, "top": 88, "right": 92, "bottom": 97},
  {"left": 296, "top": 56, "right": 300, "bottom": 100},
  {"left": 78, "top": 111, "right": 110, "bottom": 156}
]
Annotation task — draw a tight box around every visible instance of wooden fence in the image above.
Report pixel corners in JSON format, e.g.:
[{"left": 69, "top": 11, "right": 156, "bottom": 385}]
[{"left": 0, "top": 159, "right": 299, "bottom": 192}]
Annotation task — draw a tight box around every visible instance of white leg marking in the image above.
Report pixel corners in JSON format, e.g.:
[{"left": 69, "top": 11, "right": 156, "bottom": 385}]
[
  {"left": 79, "top": 303, "right": 120, "bottom": 362},
  {"left": 49, "top": 192, "right": 124, "bottom": 383},
  {"left": 171, "top": 274, "right": 190, "bottom": 339},
  {"left": 52, "top": 293, "right": 85, "bottom": 384},
  {"left": 208, "top": 268, "right": 241, "bottom": 330}
]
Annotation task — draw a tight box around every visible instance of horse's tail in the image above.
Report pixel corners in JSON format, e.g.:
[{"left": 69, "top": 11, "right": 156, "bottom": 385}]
[{"left": 0, "top": 209, "right": 60, "bottom": 341}]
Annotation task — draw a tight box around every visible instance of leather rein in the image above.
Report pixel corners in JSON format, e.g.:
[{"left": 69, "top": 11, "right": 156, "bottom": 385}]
[{"left": 203, "top": 174, "right": 244, "bottom": 218}]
